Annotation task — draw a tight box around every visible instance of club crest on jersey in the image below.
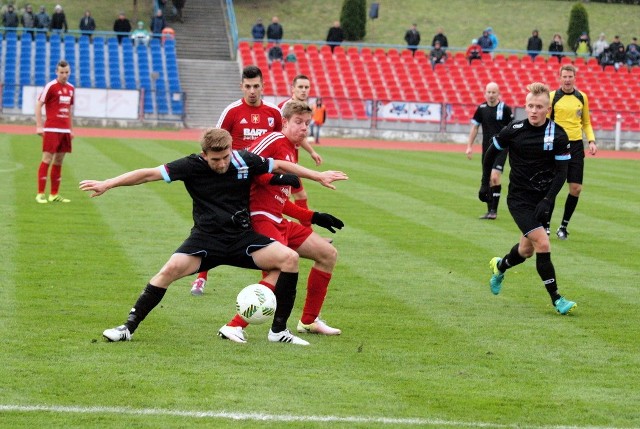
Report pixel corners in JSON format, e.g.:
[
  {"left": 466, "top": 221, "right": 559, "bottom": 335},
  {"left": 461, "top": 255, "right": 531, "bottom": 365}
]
[
  {"left": 268, "top": 117, "right": 275, "bottom": 127},
  {"left": 543, "top": 136, "right": 554, "bottom": 151},
  {"left": 251, "top": 114, "right": 260, "bottom": 124}
]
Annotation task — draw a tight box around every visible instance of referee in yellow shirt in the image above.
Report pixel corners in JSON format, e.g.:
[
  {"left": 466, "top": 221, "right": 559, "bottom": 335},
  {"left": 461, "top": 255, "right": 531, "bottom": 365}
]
[{"left": 548, "top": 64, "right": 598, "bottom": 239}]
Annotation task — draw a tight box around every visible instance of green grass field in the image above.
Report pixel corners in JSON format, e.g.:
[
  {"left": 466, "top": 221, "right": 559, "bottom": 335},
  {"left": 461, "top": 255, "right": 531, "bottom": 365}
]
[{"left": 1, "top": 132, "right": 639, "bottom": 428}]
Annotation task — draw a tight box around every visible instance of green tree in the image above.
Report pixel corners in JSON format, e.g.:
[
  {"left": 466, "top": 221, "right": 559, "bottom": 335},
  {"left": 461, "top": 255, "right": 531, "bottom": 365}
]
[
  {"left": 567, "top": 2, "right": 590, "bottom": 52},
  {"left": 340, "top": 0, "right": 366, "bottom": 41}
]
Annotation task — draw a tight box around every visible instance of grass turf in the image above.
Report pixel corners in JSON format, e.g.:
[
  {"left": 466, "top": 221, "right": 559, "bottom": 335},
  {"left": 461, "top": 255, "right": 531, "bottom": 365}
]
[{"left": 0, "top": 132, "right": 639, "bottom": 428}]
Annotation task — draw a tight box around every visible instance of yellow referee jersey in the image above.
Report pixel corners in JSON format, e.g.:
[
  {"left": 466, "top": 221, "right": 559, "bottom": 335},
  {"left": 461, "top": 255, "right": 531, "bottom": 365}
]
[{"left": 548, "top": 90, "right": 595, "bottom": 142}]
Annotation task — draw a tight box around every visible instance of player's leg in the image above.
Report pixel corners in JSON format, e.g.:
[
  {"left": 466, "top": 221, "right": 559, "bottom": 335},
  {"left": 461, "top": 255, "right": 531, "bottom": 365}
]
[
  {"left": 292, "top": 186, "right": 312, "bottom": 227},
  {"left": 36, "top": 150, "right": 53, "bottom": 203},
  {"left": 294, "top": 230, "right": 341, "bottom": 335},
  {"left": 103, "top": 253, "right": 202, "bottom": 342},
  {"left": 557, "top": 156, "right": 584, "bottom": 240},
  {"left": 529, "top": 228, "right": 576, "bottom": 314},
  {"left": 48, "top": 150, "right": 70, "bottom": 202},
  {"left": 488, "top": 151, "right": 507, "bottom": 218}
]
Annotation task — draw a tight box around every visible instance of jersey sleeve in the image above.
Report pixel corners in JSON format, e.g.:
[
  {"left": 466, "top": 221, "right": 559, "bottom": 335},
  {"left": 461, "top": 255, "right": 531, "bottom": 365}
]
[
  {"left": 163, "top": 155, "right": 194, "bottom": 182},
  {"left": 216, "top": 108, "right": 234, "bottom": 131},
  {"left": 471, "top": 106, "right": 482, "bottom": 125},
  {"left": 580, "top": 93, "right": 596, "bottom": 142},
  {"left": 553, "top": 126, "right": 571, "bottom": 161},
  {"left": 492, "top": 120, "right": 516, "bottom": 150}
]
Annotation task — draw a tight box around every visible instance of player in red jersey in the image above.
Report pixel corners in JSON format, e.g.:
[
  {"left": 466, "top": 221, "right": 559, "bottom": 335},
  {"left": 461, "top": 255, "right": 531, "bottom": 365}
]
[
  {"left": 218, "top": 100, "right": 344, "bottom": 343},
  {"left": 215, "top": 65, "right": 282, "bottom": 151},
  {"left": 191, "top": 65, "right": 282, "bottom": 295},
  {"left": 35, "top": 60, "right": 74, "bottom": 203},
  {"left": 277, "top": 75, "right": 322, "bottom": 228}
]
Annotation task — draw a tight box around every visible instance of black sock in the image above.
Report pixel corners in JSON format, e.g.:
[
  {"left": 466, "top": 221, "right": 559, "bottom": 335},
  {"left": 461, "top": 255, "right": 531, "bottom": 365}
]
[
  {"left": 535, "top": 252, "right": 561, "bottom": 304},
  {"left": 498, "top": 243, "right": 526, "bottom": 272},
  {"left": 561, "top": 194, "right": 579, "bottom": 227},
  {"left": 546, "top": 200, "right": 555, "bottom": 230},
  {"left": 125, "top": 284, "right": 167, "bottom": 334},
  {"left": 490, "top": 185, "right": 501, "bottom": 213},
  {"left": 271, "top": 272, "right": 298, "bottom": 333}
]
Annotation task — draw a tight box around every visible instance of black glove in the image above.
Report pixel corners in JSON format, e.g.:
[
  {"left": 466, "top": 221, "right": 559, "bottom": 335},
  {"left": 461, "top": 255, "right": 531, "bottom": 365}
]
[
  {"left": 478, "top": 184, "right": 491, "bottom": 203},
  {"left": 311, "top": 212, "right": 344, "bottom": 233},
  {"left": 269, "top": 174, "right": 301, "bottom": 188},
  {"left": 533, "top": 198, "right": 552, "bottom": 223}
]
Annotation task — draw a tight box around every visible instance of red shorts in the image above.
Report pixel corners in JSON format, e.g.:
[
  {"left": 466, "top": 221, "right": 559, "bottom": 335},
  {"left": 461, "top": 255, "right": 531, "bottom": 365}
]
[
  {"left": 43, "top": 132, "right": 72, "bottom": 154},
  {"left": 252, "top": 216, "right": 312, "bottom": 250}
]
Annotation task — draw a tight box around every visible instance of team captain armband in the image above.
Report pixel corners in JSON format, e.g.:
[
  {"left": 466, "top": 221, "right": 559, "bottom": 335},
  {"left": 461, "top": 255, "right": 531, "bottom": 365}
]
[{"left": 158, "top": 165, "right": 171, "bottom": 183}]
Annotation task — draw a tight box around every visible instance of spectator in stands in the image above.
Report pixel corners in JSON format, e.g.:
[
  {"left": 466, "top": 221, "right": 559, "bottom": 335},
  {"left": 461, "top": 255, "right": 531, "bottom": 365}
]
[
  {"left": 251, "top": 18, "right": 265, "bottom": 41},
  {"left": 150, "top": 9, "right": 167, "bottom": 38},
  {"left": 592, "top": 33, "right": 609, "bottom": 59},
  {"left": 626, "top": 37, "right": 639, "bottom": 53},
  {"left": 266, "top": 16, "right": 283, "bottom": 42},
  {"left": 2, "top": 4, "right": 19, "bottom": 34},
  {"left": 268, "top": 41, "right": 284, "bottom": 69},
  {"left": 285, "top": 46, "right": 297, "bottom": 63},
  {"left": 431, "top": 27, "right": 448, "bottom": 50},
  {"left": 598, "top": 45, "right": 614, "bottom": 70},
  {"left": 21, "top": 4, "right": 37, "bottom": 40},
  {"left": 478, "top": 30, "right": 493, "bottom": 53},
  {"left": 625, "top": 43, "right": 640, "bottom": 71},
  {"left": 404, "top": 23, "right": 421, "bottom": 56},
  {"left": 49, "top": 4, "right": 68, "bottom": 35},
  {"left": 526, "top": 29, "right": 543, "bottom": 60},
  {"left": 573, "top": 32, "right": 592, "bottom": 57},
  {"left": 608, "top": 35, "right": 624, "bottom": 54},
  {"left": 429, "top": 40, "right": 447, "bottom": 70},
  {"left": 548, "top": 33, "right": 564, "bottom": 62},
  {"left": 131, "top": 20, "right": 150, "bottom": 46},
  {"left": 35, "top": 5, "right": 50, "bottom": 34},
  {"left": 173, "top": 0, "right": 186, "bottom": 23},
  {"left": 326, "top": 21, "right": 344, "bottom": 53},
  {"left": 466, "top": 39, "right": 482, "bottom": 64},
  {"left": 310, "top": 97, "right": 326, "bottom": 144},
  {"left": 613, "top": 44, "right": 626, "bottom": 71},
  {"left": 113, "top": 12, "right": 132, "bottom": 44},
  {"left": 79, "top": 10, "right": 96, "bottom": 39},
  {"left": 486, "top": 27, "right": 498, "bottom": 53}
]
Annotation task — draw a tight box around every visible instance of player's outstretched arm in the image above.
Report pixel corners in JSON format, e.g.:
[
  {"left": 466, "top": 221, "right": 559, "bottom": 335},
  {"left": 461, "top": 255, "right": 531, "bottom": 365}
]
[
  {"left": 79, "top": 168, "right": 163, "bottom": 197},
  {"left": 272, "top": 160, "right": 347, "bottom": 190}
]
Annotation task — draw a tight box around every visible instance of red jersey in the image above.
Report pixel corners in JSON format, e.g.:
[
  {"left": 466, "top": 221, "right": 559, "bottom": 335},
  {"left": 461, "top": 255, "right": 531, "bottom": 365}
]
[
  {"left": 277, "top": 98, "right": 293, "bottom": 110},
  {"left": 38, "top": 79, "right": 75, "bottom": 133},
  {"left": 249, "top": 132, "right": 296, "bottom": 222},
  {"left": 216, "top": 98, "right": 282, "bottom": 151}
]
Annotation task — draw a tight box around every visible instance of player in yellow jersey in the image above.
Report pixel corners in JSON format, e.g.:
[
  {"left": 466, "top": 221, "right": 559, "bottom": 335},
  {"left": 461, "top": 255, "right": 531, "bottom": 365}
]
[{"left": 547, "top": 65, "right": 597, "bottom": 240}]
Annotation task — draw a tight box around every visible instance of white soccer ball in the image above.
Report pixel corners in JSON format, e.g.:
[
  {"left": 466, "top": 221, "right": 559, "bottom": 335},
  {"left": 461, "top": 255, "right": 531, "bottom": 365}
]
[{"left": 236, "top": 284, "right": 277, "bottom": 325}]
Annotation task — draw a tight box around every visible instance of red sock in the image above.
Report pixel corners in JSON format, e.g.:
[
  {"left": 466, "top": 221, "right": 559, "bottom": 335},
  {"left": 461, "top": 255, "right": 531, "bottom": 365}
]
[
  {"left": 197, "top": 271, "right": 208, "bottom": 281},
  {"left": 227, "top": 280, "right": 274, "bottom": 328},
  {"left": 294, "top": 198, "right": 312, "bottom": 227},
  {"left": 38, "top": 162, "right": 50, "bottom": 193},
  {"left": 301, "top": 267, "right": 331, "bottom": 324},
  {"left": 50, "top": 164, "right": 62, "bottom": 195}
]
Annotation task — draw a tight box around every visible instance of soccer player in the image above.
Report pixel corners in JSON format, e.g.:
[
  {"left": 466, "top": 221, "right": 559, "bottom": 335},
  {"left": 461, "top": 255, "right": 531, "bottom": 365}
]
[
  {"left": 218, "top": 101, "right": 343, "bottom": 343},
  {"left": 480, "top": 82, "right": 576, "bottom": 315},
  {"left": 278, "top": 75, "right": 322, "bottom": 228},
  {"left": 215, "top": 65, "right": 282, "bottom": 151},
  {"left": 79, "top": 128, "right": 348, "bottom": 345},
  {"left": 190, "top": 66, "right": 283, "bottom": 295},
  {"left": 547, "top": 64, "right": 597, "bottom": 240},
  {"left": 35, "top": 60, "right": 74, "bottom": 204},
  {"left": 466, "top": 82, "right": 513, "bottom": 219}
]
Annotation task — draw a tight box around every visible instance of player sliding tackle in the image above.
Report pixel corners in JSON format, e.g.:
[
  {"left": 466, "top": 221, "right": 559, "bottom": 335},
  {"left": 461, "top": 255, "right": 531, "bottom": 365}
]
[{"left": 79, "top": 128, "right": 348, "bottom": 345}]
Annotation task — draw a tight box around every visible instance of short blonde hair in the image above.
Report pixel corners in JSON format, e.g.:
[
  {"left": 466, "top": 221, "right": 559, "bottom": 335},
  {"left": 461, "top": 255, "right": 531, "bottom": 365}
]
[
  {"left": 281, "top": 100, "right": 312, "bottom": 120},
  {"left": 200, "top": 128, "right": 232, "bottom": 153},
  {"left": 526, "top": 82, "right": 550, "bottom": 98}
]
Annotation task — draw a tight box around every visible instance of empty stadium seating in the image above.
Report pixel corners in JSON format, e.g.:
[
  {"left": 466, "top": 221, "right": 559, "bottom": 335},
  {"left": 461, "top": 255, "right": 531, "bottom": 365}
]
[
  {"left": 1, "top": 34, "right": 183, "bottom": 117},
  {"left": 239, "top": 41, "right": 640, "bottom": 131}
]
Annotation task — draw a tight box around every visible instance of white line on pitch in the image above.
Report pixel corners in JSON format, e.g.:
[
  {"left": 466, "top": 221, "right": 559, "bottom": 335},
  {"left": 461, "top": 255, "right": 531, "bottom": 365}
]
[{"left": 0, "top": 404, "right": 625, "bottom": 429}]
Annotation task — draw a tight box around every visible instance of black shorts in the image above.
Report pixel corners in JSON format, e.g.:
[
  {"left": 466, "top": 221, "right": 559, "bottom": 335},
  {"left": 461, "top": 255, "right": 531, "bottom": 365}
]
[
  {"left": 482, "top": 145, "right": 508, "bottom": 173},
  {"left": 567, "top": 140, "right": 585, "bottom": 184},
  {"left": 507, "top": 191, "right": 547, "bottom": 236},
  {"left": 174, "top": 228, "right": 275, "bottom": 274}
]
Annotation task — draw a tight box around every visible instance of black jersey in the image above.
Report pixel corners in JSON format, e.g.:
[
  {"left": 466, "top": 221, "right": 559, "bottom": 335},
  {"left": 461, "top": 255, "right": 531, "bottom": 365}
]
[
  {"left": 472, "top": 101, "right": 513, "bottom": 148},
  {"left": 493, "top": 118, "right": 570, "bottom": 195},
  {"left": 161, "top": 151, "right": 273, "bottom": 235}
]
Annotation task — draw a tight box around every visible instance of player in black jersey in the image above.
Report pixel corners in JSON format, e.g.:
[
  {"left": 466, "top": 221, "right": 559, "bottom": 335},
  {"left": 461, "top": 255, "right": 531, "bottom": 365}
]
[
  {"left": 466, "top": 82, "right": 513, "bottom": 219},
  {"left": 479, "top": 83, "right": 577, "bottom": 315},
  {"left": 79, "top": 128, "right": 348, "bottom": 344}
]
